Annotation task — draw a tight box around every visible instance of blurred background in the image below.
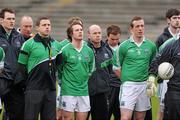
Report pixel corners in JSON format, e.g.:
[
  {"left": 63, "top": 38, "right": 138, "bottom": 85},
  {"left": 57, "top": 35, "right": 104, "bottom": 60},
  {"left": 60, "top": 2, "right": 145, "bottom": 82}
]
[{"left": 0, "top": 0, "right": 180, "bottom": 41}]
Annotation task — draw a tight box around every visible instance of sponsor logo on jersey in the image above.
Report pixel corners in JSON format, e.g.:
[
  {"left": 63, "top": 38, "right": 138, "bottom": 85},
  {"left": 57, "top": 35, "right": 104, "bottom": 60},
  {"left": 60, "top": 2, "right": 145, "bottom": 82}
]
[{"left": 144, "top": 48, "right": 150, "bottom": 55}]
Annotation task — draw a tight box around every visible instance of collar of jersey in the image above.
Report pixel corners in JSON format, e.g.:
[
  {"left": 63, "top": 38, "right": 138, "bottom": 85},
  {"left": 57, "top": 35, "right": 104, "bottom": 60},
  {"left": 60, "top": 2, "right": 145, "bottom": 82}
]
[
  {"left": 34, "top": 33, "right": 54, "bottom": 42},
  {"left": 129, "top": 36, "right": 146, "bottom": 43}
]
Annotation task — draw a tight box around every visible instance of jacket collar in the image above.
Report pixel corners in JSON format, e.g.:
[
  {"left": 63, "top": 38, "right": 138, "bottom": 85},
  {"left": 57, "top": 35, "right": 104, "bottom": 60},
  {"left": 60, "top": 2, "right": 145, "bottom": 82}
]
[
  {"left": 0, "top": 25, "right": 19, "bottom": 39},
  {"left": 34, "top": 33, "right": 54, "bottom": 42}
]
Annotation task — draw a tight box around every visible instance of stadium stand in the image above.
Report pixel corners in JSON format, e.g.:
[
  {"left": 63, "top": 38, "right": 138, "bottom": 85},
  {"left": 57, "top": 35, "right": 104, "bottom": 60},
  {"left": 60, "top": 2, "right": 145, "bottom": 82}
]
[{"left": 0, "top": 0, "right": 180, "bottom": 41}]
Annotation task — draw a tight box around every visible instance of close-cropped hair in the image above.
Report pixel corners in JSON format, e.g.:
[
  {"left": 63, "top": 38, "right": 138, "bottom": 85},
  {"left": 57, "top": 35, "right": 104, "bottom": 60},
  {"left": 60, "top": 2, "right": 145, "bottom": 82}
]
[
  {"left": 130, "top": 16, "right": 143, "bottom": 28},
  {"left": 68, "top": 16, "right": 83, "bottom": 25},
  {"left": 66, "top": 21, "right": 83, "bottom": 41},
  {"left": 106, "top": 25, "right": 121, "bottom": 36},
  {"left": 166, "top": 8, "right": 180, "bottom": 19},
  {"left": 35, "top": 16, "right": 50, "bottom": 26},
  {"left": 0, "top": 8, "right": 15, "bottom": 18}
]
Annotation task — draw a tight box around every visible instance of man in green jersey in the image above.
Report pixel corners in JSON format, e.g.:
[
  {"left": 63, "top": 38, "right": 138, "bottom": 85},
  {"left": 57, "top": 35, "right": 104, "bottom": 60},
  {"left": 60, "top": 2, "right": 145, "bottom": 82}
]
[
  {"left": 58, "top": 21, "right": 94, "bottom": 120},
  {"left": 18, "top": 17, "right": 61, "bottom": 120},
  {"left": 56, "top": 16, "right": 84, "bottom": 120},
  {"left": 115, "top": 16, "right": 156, "bottom": 120}
]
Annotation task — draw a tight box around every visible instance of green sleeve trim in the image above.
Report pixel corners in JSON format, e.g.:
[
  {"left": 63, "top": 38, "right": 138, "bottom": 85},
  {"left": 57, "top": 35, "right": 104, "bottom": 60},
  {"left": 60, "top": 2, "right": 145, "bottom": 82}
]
[{"left": 101, "top": 58, "right": 113, "bottom": 68}]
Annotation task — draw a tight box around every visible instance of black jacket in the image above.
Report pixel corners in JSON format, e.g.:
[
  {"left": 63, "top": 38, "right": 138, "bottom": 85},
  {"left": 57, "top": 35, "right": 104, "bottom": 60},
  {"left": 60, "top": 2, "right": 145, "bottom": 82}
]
[
  {"left": 0, "top": 25, "right": 25, "bottom": 94},
  {"left": 88, "top": 41, "right": 113, "bottom": 96},
  {"left": 104, "top": 40, "right": 121, "bottom": 87},
  {"left": 156, "top": 27, "right": 173, "bottom": 49},
  {"left": 149, "top": 38, "right": 180, "bottom": 91}
]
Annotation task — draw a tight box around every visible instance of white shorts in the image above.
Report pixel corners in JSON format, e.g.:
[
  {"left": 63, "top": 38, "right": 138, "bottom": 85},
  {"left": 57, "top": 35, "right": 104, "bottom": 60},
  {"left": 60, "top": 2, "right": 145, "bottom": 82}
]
[
  {"left": 61, "top": 96, "right": 90, "bottom": 112},
  {"left": 119, "top": 81, "right": 151, "bottom": 111},
  {"left": 157, "top": 80, "right": 169, "bottom": 111}
]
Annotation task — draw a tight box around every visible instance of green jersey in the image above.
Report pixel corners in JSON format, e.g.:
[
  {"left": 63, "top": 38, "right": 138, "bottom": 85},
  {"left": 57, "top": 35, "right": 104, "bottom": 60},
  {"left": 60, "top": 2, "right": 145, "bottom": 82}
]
[
  {"left": 18, "top": 34, "right": 61, "bottom": 90},
  {"left": 58, "top": 39, "right": 88, "bottom": 80},
  {"left": 59, "top": 42, "right": 95, "bottom": 96},
  {"left": 115, "top": 37, "right": 156, "bottom": 82}
]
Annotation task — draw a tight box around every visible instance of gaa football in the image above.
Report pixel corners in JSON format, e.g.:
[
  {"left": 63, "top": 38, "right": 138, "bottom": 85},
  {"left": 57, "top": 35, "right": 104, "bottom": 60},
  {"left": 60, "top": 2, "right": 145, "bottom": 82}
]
[{"left": 158, "top": 62, "right": 174, "bottom": 80}]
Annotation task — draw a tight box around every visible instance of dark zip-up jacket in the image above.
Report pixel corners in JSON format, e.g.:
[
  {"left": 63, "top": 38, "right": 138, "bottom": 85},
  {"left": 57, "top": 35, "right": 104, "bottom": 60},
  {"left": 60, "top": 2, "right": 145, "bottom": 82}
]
[
  {"left": 0, "top": 25, "right": 25, "bottom": 95},
  {"left": 0, "top": 25, "right": 25, "bottom": 81},
  {"left": 156, "top": 27, "right": 173, "bottom": 49},
  {"left": 149, "top": 38, "right": 180, "bottom": 91},
  {"left": 105, "top": 40, "right": 121, "bottom": 87},
  {"left": 88, "top": 40, "right": 113, "bottom": 96},
  {"left": 18, "top": 34, "right": 60, "bottom": 90}
]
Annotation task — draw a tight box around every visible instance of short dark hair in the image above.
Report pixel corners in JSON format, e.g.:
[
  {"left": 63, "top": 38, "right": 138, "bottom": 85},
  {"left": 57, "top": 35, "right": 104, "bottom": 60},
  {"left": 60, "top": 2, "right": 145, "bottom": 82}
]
[
  {"left": 66, "top": 21, "right": 83, "bottom": 41},
  {"left": 106, "top": 25, "right": 121, "bottom": 36},
  {"left": 35, "top": 16, "right": 50, "bottom": 26},
  {"left": 0, "top": 8, "right": 15, "bottom": 18},
  {"left": 130, "top": 16, "right": 143, "bottom": 28},
  {"left": 68, "top": 16, "right": 83, "bottom": 25},
  {"left": 166, "top": 8, "right": 180, "bottom": 19}
]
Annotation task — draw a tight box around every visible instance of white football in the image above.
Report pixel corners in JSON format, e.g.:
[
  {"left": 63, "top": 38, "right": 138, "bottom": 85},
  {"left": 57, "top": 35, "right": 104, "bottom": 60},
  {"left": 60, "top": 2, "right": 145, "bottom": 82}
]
[{"left": 158, "top": 62, "right": 174, "bottom": 80}]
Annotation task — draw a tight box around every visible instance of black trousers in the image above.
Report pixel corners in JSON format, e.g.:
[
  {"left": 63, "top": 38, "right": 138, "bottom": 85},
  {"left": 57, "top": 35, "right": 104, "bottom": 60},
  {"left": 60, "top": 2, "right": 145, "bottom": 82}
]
[
  {"left": 163, "top": 91, "right": 180, "bottom": 120},
  {"left": 24, "top": 89, "right": 56, "bottom": 120},
  {"left": 144, "top": 108, "right": 152, "bottom": 120},
  {"left": 2, "top": 84, "right": 25, "bottom": 120},
  {"left": 89, "top": 93, "right": 109, "bottom": 120},
  {"left": 108, "top": 86, "right": 120, "bottom": 120}
]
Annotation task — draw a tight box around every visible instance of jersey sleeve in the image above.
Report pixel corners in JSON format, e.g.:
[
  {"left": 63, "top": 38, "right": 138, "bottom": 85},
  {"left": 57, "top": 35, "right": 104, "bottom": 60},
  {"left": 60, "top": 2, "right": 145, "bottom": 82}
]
[{"left": 18, "top": 41, "right": 31, "bottom": 65}]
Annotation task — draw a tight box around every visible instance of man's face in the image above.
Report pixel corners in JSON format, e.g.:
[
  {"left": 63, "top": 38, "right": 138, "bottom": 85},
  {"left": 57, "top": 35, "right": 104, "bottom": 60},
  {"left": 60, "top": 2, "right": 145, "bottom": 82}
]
[
  {"left": 107, "top": 33, "right": 120, "bottom": 47},
  {"left": 71, "top": 24, "right": 83, "bottom": 41},
  {"left": 37, "top": 19, "right": 51, "bottom": 37},
  {"left": 168, "top": 15, "right": 180, "bottom": 29},
  {"left": 88, "top": 26, "right": 102, "bottom": 44},
  {"left": 1, "top": 12, "right": 15, "bottom": 31},
  {"left": 20, "top": 18, "right": 33, "bottom": 38},
  {"left": 131, "top": 19, "right": 145, "bottom": 38}
]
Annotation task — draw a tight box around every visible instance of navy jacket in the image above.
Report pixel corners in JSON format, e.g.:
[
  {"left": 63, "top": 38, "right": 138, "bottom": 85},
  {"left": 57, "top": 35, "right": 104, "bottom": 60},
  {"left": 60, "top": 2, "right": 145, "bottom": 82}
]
[
  {"left": 104, "top": 40, "right": 121, "bottom": 87},
  {"left": 0, "top": 25, "right": 25, "bottom": 95},
  {"left": 149, "top": 38, "right": 180, "bottom": 91},
  {"left": 156, "top": 27, "right": 173, "bottom": 49},
  {"left": 88, "top": 40, "right": 113, "bottom": 96}
]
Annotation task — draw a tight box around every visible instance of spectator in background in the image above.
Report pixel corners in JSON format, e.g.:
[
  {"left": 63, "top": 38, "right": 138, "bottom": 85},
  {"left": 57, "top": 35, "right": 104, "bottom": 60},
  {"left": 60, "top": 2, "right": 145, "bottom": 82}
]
[
  {"left": 18, "top": 15, "right": 34, "bottom": 40},
  {"left": 105, "top": 25, "right": 121, "bottom": 120},
  {"left": 0, "top": 8, "right": 25, "bottom": 120},
  {"left": 115, "top": 16, "right": 156, "bottom": 120}
]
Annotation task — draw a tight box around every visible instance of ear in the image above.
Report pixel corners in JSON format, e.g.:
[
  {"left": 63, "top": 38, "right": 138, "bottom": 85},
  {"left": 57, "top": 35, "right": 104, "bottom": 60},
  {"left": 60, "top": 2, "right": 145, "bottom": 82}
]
[
  {"left": 129, "top": 26, "right": 133, "bottom": 34},
  {"left": 0, "top": 18, "right": 3, "bottom": 23},
  {"left": 166, "top": 18, "right": 170, "bottom": 25}
]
